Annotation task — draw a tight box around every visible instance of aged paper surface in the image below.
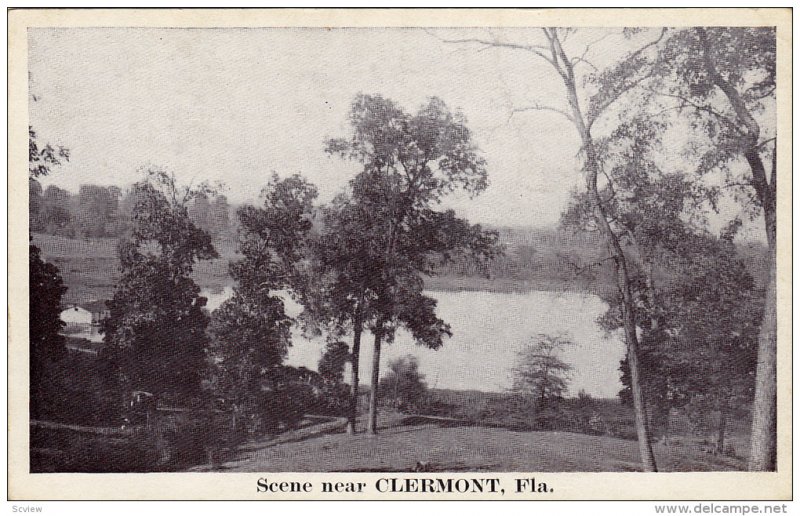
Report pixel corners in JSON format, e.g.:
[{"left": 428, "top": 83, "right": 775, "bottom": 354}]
[{"left": 8, "top": 8, "right": 791, "bottom": 500}]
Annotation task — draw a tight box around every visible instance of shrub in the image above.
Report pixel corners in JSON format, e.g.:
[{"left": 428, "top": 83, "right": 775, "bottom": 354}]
[
  {"left": 258, "top": 387, "right": 308, "bottom": 434},
  {"left": 684, "top": 396, "right": 714, "bottom": 437}
]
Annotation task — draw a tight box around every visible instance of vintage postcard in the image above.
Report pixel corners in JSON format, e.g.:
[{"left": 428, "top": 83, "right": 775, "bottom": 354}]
[{"left": 7, "top": 8, "right": 792, "bottom": 501}]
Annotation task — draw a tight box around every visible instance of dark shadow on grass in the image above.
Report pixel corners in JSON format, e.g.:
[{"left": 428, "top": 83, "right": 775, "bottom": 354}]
[
  {"left": 240, "top": 421, "right": 348, "bottom": 452},
  {"left": 399, "top": 414, "right": 515, "bottom": 430}
]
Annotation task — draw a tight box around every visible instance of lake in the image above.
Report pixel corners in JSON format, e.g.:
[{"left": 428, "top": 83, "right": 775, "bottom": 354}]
[{"left": 202, "top": 287, "right": 625, "bottom": 398}]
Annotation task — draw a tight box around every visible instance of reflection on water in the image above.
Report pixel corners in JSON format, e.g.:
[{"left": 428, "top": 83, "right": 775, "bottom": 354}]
[{"left": 199, "top": 287, "right": 625, "bottom": 398}]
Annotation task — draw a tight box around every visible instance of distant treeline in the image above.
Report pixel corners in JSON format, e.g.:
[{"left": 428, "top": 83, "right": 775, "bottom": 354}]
[
  {"left": 436, "top": 226, "right": 770, "bottom": 295},
  {"left": 29, "top": 180, "right": 234, "bottom": 239}
]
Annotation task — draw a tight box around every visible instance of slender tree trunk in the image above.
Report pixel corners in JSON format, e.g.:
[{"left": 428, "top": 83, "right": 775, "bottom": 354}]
[
  {"left": 551, "top": 31, "right": 658, "bottom": 471},
  {"left": 643, "top": 256, "right": 659, "bottom": 332},
  {"left": 588, "top": 148, "right": 658, "bottom": 472},
  {"left": 642, "top": 255, "right": 667, "bottom": 440},
  {"left": 346, "top": 312, "right": 363, "bottom": 435},
  {"left": 623, "top": 322, "right": 658, "bottom": 471},
  {"left": 367, "top": 331, "right": 382, "bottom": 435}
]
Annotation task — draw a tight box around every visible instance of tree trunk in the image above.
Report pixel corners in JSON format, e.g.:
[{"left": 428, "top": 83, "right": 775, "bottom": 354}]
[
  {"left": 551, "top": 31, "right": 658, "bottom": 471},
  {"left": 643, "top": 256, "right": 659, "bottom": 332},
  {"left": 749, "top": 250, "right": 777, "bottom": 470},
  {"left": 642, "top": 255, "right": 667, "bottom": 441},
  {"left": 367, "top": 331, "right": 382, "bottom": 435},
  {"left": 744, "top": 149, "right": 777, "bottom": 472},
  {"left": 588, "top": 154, "right": 658, "bottom": 472},
  {"left": 346, "top": 314, "right": 363, "bottom": 435},
  {"left": 623, "top": 322, "right": 658, "bottom": 471}
]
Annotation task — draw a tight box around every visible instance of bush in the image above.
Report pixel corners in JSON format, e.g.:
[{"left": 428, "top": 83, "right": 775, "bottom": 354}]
[
  {"left": 606, "top": 423, "right": 638, "bottom": 441},
  {"left": 531, "top": 403, "right": 573, "bottom": 431},
  {"left": 257, "top": 387, "right": 308, "bottom": 434},
  {"left": 33, "top": 352, "right": 124, "bottom": 427},
  {"left": 379, "top": 355, "right": 427, "bottom": 412},
  {"left": 587, "top": 412, "right": 608, "bottom": 435},
  {"left": 684, "top": 396, "right": 714, "bottom": 437},
  {"left": 317, "top": 383, "right": 351, "bottom": 416}
]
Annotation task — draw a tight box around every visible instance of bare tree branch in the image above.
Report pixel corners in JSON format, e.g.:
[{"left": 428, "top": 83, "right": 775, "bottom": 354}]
[
  {"left": 747, "top": 85, "right": 776, "bottom": 101},
  {"left": 508, "top": 103, "right": 574, "bottom": 123},
  {"left": 425, "top": 29, "right": 555, "bottom": 66},
  {"left": 571, "top": 55, "right": 598, "bottom": 72},
  {"left": 757, "top": 137, "right": 776, "bottom": 150}
]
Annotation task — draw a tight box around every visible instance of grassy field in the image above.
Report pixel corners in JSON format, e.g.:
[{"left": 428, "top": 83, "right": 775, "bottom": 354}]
[
  {"left": 32, "top": 231, "right": 620, "bottom": 303},
  {"left": 32, "top": 233, "right": 236, "bottom": 304},
  {"left": 189, "top": 412, "right": 746, "bottom": 473}
]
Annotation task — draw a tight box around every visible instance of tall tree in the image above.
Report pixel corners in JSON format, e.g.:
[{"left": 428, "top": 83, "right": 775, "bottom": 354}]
[
  {"left": 324, "top": 94, "right": 498, "bottom": 434},
  {"left": 438, "top": 28, "right": 666, "bottom": 470},
  {"left": 664, "top": 233, "right": 761, "bottom": 453},
  {"left": 653, "top": 27, "right": 777, "bottom": 471},
  {"left": 103, "top": 169, "right": 218, "bottom": 399},
  {"left": 29, "top": 237, "right": 67, "bottom": 419},
  {"left": 28, "top": 126, "right": 69, "bottom": 419},
  {"left": 302, "top": 193, "right": 383, "bottom": 434},
  {"left": 303, "top": 192, "right": 458, "bottom": 433},
  {"left": 75, "top": 184, "right": 116, "bottom": 237},
  {"left": 40, "top": 185, "right": 72, "bottom": 235},
  {"left": 561, "top": 112, "right": 709, "bottom": 439},
  {"left": 207, "top": 174, "right": 317, "bottom": 425}
]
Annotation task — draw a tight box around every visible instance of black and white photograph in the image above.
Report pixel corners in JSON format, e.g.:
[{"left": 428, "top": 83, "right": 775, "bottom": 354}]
[{"left": 9, "top": 7, "right": 791, "bottom": 502}]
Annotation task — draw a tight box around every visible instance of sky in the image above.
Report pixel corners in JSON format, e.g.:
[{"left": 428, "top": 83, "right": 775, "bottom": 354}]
[
  {"left": 28, "top": 27, "right": 768, "bottom": 237},
  {"left": 28, "top": 27, "right": 649, "bottom": 229}
]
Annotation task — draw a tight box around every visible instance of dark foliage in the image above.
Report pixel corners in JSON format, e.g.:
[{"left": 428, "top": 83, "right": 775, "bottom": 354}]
[{"left": 104, "top": 170, "right": 218, "bottom": 399}]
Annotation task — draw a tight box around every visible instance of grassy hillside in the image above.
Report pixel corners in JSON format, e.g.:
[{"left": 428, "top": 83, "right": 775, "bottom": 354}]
[
  {"left": 189, "top": 412, "right": 746, "bottom": 473},
  {"left": 31, "top": 404, "right": 749, "bottom": 473}
]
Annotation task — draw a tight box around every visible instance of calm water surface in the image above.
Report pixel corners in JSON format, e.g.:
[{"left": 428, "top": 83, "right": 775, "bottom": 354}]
[{"left": 202, "top": 287, "right": 625, "bottom": 398}]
